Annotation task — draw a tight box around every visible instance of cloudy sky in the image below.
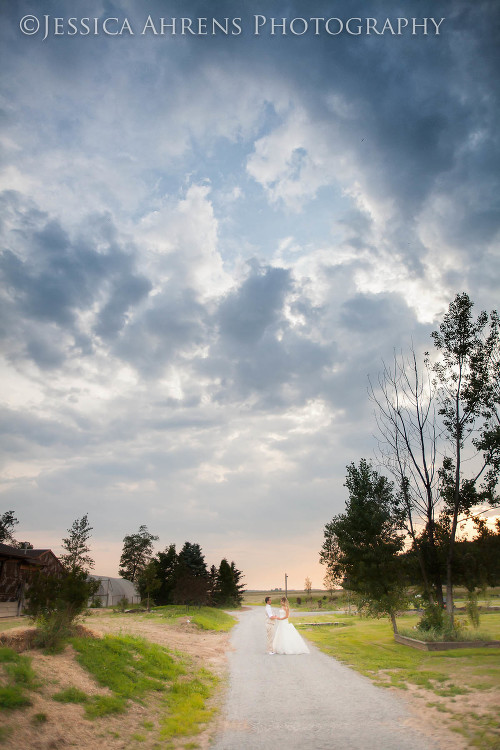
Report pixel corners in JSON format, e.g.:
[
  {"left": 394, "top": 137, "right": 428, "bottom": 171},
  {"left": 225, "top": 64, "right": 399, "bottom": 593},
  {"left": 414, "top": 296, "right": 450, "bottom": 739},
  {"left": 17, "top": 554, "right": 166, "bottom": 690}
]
[{"left": 1, "top": 0, "right": 498, "bottom": 589}]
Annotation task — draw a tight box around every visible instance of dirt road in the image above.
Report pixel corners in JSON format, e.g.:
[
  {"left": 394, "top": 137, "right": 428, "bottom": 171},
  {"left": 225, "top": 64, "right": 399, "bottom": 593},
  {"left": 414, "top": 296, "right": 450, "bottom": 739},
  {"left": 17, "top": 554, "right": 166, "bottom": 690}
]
[{"left": 212, "top": 607, "right": 439, "bottom": 750}]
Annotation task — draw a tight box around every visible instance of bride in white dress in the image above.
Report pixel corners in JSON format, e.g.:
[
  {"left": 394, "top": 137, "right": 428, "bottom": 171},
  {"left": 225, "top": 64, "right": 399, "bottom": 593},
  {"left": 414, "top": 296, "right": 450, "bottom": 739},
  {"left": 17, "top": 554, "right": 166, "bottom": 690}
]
[{"left": 273, "top": 597, "right": 310, "bottom": 655}]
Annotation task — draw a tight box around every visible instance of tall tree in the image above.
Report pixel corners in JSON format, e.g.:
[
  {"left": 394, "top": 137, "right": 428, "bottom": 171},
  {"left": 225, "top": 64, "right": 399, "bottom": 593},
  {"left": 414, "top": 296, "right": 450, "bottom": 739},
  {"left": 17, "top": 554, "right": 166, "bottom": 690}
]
[
  {"left": 320, "top": 460, "right": 407, "bottom": 634},
  {"left": 369, "top": 347, "right": 443, "bottom": 606},
  {"left": 0, "top": 510, "right": 18, "bottom": 544},
  {"left": 214, "top": 559, "right": 245, "bottom": 607},
  {"left": 431, "top": 293, "right": 500, "bottom": 620},
  {"left": 119, "top": 525, "right": 159, "bottom": 582},
  {"left": 154, "top": 543, "right": 179, "bottom": 605},
  {"left": 137, "top": 560, "right": 161, "bottom": 611},
  {"left": 230, "top": 561, "right": 246, "bottom": 604},
  {"left": 177, "top": 542, "right": 208, "bottom": 578},
  {"left": 60, "top": 514, "right": 94, "bottom": 573}
]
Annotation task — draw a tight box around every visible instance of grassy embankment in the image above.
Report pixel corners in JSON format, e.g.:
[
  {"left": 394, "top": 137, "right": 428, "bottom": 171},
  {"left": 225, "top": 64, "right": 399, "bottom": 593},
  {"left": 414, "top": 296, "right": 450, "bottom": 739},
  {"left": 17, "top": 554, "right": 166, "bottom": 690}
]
[
  {"left": 147, "top": 605, "right": 236, "bottom": 631},
  {"left": 294, "top": 611, "right": 500, "bottom": 748},
  {"left": 0, "top": 606, "right": 236, "bottom": 748}
]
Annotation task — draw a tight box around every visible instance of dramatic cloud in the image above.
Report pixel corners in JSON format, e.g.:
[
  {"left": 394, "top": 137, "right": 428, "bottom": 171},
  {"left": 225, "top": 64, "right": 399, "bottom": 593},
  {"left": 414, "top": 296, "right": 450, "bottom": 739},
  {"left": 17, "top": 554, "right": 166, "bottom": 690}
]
[{"left": 0, "top": 0, "right": 498, "bottom": 586}]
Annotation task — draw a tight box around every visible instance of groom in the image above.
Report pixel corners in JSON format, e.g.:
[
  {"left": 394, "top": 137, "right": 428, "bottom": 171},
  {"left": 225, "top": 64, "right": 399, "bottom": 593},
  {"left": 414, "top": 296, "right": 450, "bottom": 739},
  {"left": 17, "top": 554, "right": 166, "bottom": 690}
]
[{"left": 265, "top": 596, "right": 277, "bottom": 654}]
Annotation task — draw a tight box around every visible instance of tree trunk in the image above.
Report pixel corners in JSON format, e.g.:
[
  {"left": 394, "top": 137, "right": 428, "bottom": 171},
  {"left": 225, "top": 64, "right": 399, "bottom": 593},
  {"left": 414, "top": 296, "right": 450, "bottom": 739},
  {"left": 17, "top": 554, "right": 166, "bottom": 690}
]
[
  {"left": 426, "top": 518, "right": 444, "bottom": 607},
  {"left": 390, "top": 611, "right": 398, "bottom": 634}
]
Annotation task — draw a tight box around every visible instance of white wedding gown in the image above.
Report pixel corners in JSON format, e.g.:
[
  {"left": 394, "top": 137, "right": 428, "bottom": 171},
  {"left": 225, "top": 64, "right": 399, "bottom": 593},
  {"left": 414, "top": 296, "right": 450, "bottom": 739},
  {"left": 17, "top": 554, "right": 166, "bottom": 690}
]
[{"left": 273, "top": 609, "right": 310, "bottom": 655}]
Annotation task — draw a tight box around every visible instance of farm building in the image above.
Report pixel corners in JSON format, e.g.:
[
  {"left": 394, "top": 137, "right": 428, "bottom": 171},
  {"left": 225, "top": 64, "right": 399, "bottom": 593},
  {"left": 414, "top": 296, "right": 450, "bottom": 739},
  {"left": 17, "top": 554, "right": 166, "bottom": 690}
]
[
  {"left": 88, "top": 575, "right": 141, "bottom": 607},
  {"left": 0, "top": 543, "right": 64, "bottom": 617}
]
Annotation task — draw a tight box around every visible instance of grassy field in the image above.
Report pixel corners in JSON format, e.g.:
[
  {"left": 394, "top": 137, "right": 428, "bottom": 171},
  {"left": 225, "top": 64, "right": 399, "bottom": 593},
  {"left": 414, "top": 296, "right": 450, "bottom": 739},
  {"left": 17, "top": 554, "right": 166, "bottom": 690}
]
[
  {"left": 148, "top": 605, "right": 236, "bottom": 631},
  {"left": 0, "top": 606, "right": 236, "bottom": 749},
  {"left": 295, "top": 611, "right": 500, "bottom": 748},
  {"left": 243, "top": 590, "right": 347, "bottom": 608}
]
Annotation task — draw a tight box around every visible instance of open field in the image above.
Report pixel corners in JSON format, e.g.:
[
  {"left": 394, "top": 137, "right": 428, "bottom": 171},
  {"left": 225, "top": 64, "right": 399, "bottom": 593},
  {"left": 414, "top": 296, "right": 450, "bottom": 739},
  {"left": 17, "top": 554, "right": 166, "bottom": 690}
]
[
  {"left": 0, "top": 606, "right": 236, "bottom": 750},
  {"left": 294, "top": 611, "right": 500, "bottom": 749}
]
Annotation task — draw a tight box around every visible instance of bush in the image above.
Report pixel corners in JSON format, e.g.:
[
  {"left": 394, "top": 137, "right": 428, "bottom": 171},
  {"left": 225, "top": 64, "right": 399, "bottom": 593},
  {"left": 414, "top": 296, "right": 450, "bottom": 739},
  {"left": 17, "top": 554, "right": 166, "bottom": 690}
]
[
  {"left": 26, "top": 569, "right": 99, "bottom": 651},
  {"left": 417, "top": 603, "right": 444, "bottom": 632},
  {"left": 113, "top": 597, "right": 130, "bottom": 613},
  {"left": 296, "top": 597, "right": 302, "bottom": 606}
]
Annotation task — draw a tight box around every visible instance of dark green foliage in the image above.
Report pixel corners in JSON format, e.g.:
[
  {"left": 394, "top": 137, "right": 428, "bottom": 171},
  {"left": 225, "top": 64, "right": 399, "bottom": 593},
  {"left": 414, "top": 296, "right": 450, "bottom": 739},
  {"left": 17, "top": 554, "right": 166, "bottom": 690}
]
[
  {"left": 154, "top": 543, "right": 179, "bottom": 605},
  {"left": 321, "top": 459, "right": 407, "bottom": 633},
  {"left": 214, "top": 559, "right": 243, "bottom": 607},
  {"left": 26, "top": 569, "right": 99, "bottom": 650},
  {"left": 0, "top": 510, "right": 18, "bottom": 544},
  {"left": 172, "top": 570, "right": 210, "bottom": 608},
  {"left": 119, "top": 525, "right": 159, "bottom": 583},
  {"left": 417, "top": 603, "right": 444, "bottom": 632},
  {"left": 60, "top": 514, "right": 94, "bottom": 573},
  {"left": 137, "top": 560, "right": 161, "bottom": 610},
  {"left": 431, "top": 293, "right": 500, "bottom": 619},
  {"left": 177, "top": 542, "right": 208, "bottom": 578}
]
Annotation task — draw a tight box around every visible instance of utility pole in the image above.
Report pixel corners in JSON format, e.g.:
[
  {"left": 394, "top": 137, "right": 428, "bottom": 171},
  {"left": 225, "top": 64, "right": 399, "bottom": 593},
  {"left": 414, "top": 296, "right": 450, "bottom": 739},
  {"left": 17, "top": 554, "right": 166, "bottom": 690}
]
[{"left": 285, "top": 573, "right": 288, "bottom": 599}]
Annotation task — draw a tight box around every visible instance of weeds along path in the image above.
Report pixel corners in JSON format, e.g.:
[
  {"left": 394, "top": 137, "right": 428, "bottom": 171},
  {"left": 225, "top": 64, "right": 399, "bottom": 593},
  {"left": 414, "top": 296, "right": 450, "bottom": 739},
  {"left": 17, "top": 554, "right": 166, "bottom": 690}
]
[{"left": 212, "top": 607, "right": 441, "bottom": 750}]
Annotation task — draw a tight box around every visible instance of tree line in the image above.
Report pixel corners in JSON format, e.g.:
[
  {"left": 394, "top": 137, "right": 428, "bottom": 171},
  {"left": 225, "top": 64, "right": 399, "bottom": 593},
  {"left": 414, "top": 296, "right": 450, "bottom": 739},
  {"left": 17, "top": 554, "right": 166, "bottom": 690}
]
[
  {"left": 118, "top": 526, "right": 245, "bottom": 608},
  {"left": 1, "top": 512, "right": 245, "bottom": 611},
  {"left": 321, "top": 293, "right": 500, "bottom": 634}
]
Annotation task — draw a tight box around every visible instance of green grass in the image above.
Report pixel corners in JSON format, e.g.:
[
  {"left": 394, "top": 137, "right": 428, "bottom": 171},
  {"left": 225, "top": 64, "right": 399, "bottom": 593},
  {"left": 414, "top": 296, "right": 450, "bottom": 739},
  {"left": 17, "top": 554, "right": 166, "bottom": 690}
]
[
  {"left": 52, "top": 686, "right": 89, "bottom": 704},
  {"left": 84, "top": 695, "right": 127, "bottom": 719},
  {"left": 32, "top": 712, "right": 48, "bottom": 724},
  {"left": 71, "top": 634, "right": 219, "bottom": 743},
  {"left": 297, "top": 612, "right": 500, "bottom": 747},
  {"left": 150, "top": 606, "right": 236, "bottom": 632},
  {"left": 0, "top": 648, "right": 37, "bottom": 710},
  {"left": 71, "top": 635, "right": 185, "bottom": 700},
  {"left": 159, "top": 668, "right": 218, "bottom": 746},
  {"left": 0, "top": 686, "right": 31, "bottom": 709},
  {"left": 398, "top": 626, "right": 496, "bottom": 642}
]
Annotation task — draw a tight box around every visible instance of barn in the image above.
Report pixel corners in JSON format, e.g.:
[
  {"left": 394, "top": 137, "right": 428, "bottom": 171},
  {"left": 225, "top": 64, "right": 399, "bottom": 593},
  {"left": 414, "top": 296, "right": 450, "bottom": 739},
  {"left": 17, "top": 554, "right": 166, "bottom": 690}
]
[{"left": 0, "top": 543, "right": 64, "bottom": 617}]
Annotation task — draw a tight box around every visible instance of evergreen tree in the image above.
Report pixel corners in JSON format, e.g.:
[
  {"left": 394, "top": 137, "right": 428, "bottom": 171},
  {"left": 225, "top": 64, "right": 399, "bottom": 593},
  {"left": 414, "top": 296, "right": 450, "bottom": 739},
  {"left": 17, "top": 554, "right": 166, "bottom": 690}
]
[
  {"left": 321, "top": 460, "right": 407, "bottom": 633},
  {"left": 154, "top": 543, "right": 179, "bottom": 605},
  {"left": 119, "top": 525, "right": 159, "bottom": 582},
  {"left": 177, "top": 542, "right": 208, "bottom": 578},
  {"left": 230, "top": 561, "right": 245, "bottom": 604},
  {"left": 208, "top": 564, "right": 220, "bottom": 605},
  {"left": 215, "top": 559, "right": 245, "bottom": 606},
  {"left": 60, "top": 514, "right": 94, "bottom": 574}
]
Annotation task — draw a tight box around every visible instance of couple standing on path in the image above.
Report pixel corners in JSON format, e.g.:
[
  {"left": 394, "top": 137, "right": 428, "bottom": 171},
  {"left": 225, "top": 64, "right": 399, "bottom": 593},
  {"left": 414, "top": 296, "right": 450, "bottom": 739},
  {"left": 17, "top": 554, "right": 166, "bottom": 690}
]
[{"left": 265, "top": 595, "right": 310, "bottom": 655}]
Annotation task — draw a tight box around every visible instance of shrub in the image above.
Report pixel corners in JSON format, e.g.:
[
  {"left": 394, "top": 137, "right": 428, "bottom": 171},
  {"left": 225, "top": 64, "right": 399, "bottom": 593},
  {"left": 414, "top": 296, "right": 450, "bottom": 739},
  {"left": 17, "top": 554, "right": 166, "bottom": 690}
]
[
  {"left": 417, "top": 603, "right": 444, "bottom": 632},
  {"left": 26, "top": 569, "right": 99, "bottom": 651},
  {"left": 296, "top": 597, "right": 302, "bottom": 606}
]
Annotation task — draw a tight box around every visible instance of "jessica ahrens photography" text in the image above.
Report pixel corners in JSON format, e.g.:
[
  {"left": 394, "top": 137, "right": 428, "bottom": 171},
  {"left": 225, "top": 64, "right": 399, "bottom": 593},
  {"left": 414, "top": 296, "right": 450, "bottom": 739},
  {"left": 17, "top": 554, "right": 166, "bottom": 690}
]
[{"left": 20, "top": 15, "right": 446, "bottom": 40}]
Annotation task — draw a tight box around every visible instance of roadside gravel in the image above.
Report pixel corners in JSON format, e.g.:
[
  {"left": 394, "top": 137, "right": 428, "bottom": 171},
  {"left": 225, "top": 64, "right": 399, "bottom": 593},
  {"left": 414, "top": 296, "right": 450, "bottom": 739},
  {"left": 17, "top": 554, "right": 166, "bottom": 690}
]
[{"left": 212, "top": 607, "right": 439, "bottom": 750}]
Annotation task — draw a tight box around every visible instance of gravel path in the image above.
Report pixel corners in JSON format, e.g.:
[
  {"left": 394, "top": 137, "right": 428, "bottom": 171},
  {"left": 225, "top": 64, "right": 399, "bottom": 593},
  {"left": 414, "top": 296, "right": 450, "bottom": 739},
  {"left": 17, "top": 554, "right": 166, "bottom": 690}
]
[{"left": 212, "top": 608, "right": 438, "bottom": 750}]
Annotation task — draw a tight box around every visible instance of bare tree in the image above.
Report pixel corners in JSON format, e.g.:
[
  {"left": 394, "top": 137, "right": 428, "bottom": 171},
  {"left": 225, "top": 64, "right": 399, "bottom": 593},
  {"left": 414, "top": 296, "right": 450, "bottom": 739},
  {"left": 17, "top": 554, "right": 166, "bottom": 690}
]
[{"left": 369, "top": 346, "right": 443, "bottom": 606}]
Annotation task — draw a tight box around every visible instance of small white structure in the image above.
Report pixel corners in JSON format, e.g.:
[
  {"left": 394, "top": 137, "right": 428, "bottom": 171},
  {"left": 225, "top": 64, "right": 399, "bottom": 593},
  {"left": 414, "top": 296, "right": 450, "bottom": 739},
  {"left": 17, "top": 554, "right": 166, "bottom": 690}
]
[{"left": 89, "top": 576, "right": 140, "bottom": 607}]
